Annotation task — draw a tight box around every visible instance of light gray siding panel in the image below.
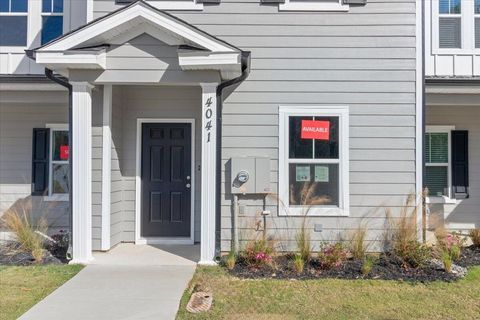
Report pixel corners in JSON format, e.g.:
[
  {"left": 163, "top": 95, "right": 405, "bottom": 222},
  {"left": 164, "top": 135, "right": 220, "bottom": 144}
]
[
  {"left": 90, "top": 0, "right": 417, "bottom": 251},
  {"left": 91, "top": 88, "right": 104, "bottom": 251},
  {"left": 0, "top": 92, "right": 70, "bottom": 232}
]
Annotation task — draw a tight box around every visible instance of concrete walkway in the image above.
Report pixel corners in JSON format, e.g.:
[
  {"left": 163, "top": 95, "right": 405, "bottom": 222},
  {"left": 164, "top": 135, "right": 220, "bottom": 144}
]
[{"left": 20, "top": 244, "right": 198, "bottom": 320}]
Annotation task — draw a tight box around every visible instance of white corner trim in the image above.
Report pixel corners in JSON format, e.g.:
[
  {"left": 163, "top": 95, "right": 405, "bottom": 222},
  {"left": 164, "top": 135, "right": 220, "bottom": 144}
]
[
  {"left": 86, "top": 0, "right": 94, "bottom": 23},
  {"left": 101, "top": 85, "right": 112, "bottom": 251},
  {"left": 70, "top": 82, "right": 94, "bottom": 264},
  {"left": 279, "top": 0, "right": 349, "bottom": 12},
  {"left": 135, "top": 118, "right": 196, "bottom": 245},
  {"left": 278, "top": 106, "right": 350, "bottom": 217},
  {"left": 199, "top": 83, "right": 218, "bottom": 264}
]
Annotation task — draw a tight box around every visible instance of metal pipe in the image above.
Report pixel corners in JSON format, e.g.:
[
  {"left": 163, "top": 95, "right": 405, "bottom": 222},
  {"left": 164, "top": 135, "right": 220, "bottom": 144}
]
[
  {"left": 45, "top": 68, "right": 73, "bottom": 260},
  {"left": 214, "top": 51, "right": 251, "bottom": 257},
  {"left": 232, "top": 194, "right": 239, "bottom": 254}
]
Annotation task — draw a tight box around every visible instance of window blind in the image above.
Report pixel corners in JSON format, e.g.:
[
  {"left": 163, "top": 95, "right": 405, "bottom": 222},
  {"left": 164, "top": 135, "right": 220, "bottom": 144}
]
[
  {"left": 426, "top": 166, "right": 448, "bottom": 197},
  {"left": 439, "top": 17, "right": 462, "bottom": 48},
  {"left": 425, "top": 133, "right": 448, "bottom": 164},
  {"left": 476, "top": 18, "right": 480, "bottom": 48}
]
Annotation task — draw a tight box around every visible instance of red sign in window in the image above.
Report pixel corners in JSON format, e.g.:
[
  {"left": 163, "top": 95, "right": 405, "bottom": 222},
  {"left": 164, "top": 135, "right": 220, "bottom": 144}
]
[
  {"left": 60, "top": 145, "right": 69, "bottom": 160},
  {"left": 301, "top": 120, "right": 330, "bottom": 140}
]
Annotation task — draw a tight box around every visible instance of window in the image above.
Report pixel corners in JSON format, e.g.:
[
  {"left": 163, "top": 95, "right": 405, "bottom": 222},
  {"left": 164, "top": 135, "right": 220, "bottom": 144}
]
[
  {"left": 425, "top": 126, "right": 454, "bottom": 198},
  {"left": 47, "top": 125, "right": 69, "bottom": 200},
  {"left": 41, "top": 0, "right": 63, "bottom": 45},
  {"left": 0, "top": 0, "right": 28, "bottom": 46},
  {"left": 279, "top": 106, "right": 349, "bottom": 216},
  {"left": 279, "top": 0, "right": 349, "bottom": 12},
  {"left": 475, "top": 0, "right": 480, "bottom": 48},
  {"left": 439, "top": 0, "right": 462, "bottom": 48}
]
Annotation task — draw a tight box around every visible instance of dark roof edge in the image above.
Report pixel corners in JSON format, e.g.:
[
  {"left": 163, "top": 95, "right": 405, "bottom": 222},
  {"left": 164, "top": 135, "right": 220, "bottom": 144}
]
[
  {"left": 0, "top": 75, "right": 53, "bottom": 83},
  {"left": 425, "top": 78, "right": 480, "bottom": 86}
]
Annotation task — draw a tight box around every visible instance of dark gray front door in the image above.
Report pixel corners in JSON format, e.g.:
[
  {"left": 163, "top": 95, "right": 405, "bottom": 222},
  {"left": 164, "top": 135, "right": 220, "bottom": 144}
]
[{"left": 141, "top": 123, "right": 192, "bottom": 237}]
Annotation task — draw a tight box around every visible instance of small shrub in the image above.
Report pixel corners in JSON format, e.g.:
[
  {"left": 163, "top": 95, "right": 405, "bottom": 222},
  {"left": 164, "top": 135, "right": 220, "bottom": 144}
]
[
  {"left": 469, "top": 229, "right": 480, "bottom": 247},
  {"left": 224, "top": 251, "right": 236, "bottom": 270},
  {"left": 241, "top": 239, "right": 275, "bottom": 267},
  {"left": 349, "top": 227, "right": 368, "bottom": 260},
  {"left": 435, "top": 230, "right": 464, "bottom": 262},
  {"left": 361, "top": 255, "right": 376, "bottom": 276},
  {"left": 385, "top": 194, "right": 431, "bottom": 268},
  {"left": 0, "top": 206, "right": 47, "bottom": 263},
  {"left": 295, "top": 219, "right": 312, "bottom": 263},
  {"left": 442, "top": 251, "right": 453, "bottom": 273},
  {"left": 292, "top": 253, "right": 305, "bottom": 275},
  {"left": 318, "top": 242, "right": 349, "bottom": 270}
]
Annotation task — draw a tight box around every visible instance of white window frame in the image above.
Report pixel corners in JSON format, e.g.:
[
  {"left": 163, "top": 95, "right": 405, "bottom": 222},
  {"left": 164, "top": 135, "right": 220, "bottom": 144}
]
[
  {"left": 425, "top": 125, "right": 456, "bottom": 204},
  {"left": 41, "top": 0, "right": 64, "bottom": 45},
  {"left": 279, "top": 0, "right": 349, "bottom": 12},
  {"left": 432, "top": 0, "right": 480, "bottom": 54},
  {"left": 45, "top": 124, "right": 69, "bottom": 201},
  {"left": 278, "top": 106, "right": 349, "bottom": 217},
  {"left": 476, "top": 0, "right": 480, "bottom": 48}
]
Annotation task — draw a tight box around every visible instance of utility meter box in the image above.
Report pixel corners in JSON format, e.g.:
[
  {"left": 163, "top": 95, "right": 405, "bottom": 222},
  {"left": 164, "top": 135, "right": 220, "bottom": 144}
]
[{"left": 231, "top": 157, "right": 271, "bottom": 194}]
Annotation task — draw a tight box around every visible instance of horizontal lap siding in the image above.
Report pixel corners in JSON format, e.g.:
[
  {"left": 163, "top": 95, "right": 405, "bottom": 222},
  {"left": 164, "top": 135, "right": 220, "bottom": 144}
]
[
  {"left": 92, "top": 0, "right": 418, "bottom": 251},
  {"left": 0, "top": 93, "right": 69, "bottom": 231},
  {"left": 111, "top": 86, "right": 124, "bottom": 247},
  {"left": 92, "top": 88, "right": 104, "bottom": 250}
]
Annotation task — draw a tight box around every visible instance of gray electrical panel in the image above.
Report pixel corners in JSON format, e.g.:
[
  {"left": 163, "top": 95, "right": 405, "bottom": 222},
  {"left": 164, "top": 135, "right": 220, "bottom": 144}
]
[{"left": 231, "top": 157, "right": 271, "bottom": 194}]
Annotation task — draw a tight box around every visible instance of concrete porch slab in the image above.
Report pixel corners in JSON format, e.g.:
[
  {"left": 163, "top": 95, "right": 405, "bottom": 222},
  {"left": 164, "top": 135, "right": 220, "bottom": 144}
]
[{"left": 19, "top": 244, "right": 198, "bottom": 320}]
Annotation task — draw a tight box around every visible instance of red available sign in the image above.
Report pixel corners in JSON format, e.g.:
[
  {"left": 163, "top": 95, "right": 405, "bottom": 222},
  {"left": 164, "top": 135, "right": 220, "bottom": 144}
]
[
  {"left": 301, "top": 120, "right": 330, "bottom": 140},
  {"left": 60, "top": 145, "right": 69, "bottom": 160}
]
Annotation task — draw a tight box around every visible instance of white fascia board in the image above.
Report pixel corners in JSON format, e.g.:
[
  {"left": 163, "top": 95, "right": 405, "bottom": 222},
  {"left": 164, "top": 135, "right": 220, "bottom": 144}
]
[
  {"left": 41, "top": 4, "right": 234, "bottom": 53},
  {"left": 35, "top": 50, "right": 106, "bottom": 69},
  {"left": 179, "top": 52, "right": 241, "bottom": 69}
]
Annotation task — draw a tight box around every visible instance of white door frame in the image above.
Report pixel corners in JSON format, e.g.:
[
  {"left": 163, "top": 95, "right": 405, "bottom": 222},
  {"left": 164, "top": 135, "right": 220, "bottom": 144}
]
[{"left": 135, "top": 118, "right": 196, "bottom": 245}]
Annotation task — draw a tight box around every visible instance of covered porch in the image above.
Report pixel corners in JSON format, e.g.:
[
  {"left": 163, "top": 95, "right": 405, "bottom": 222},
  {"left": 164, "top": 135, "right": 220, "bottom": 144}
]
[
  {"left": 29, "top": 1, "right": 247, "bottom": 264},
  {"left": 425, "top": 81, "right": 480, "bottom": 234}
]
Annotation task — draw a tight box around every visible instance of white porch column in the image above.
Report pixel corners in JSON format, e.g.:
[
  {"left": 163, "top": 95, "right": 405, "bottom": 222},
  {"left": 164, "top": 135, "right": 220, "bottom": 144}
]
[
  {"left": 199, "top": 83, "right": 218, "bottom": 265},
  {"left": 70, "top": 82, "right": 94, "bottom": 264},
  {"left": 101, "top": 85, "right": 112, "bottom": 251}
]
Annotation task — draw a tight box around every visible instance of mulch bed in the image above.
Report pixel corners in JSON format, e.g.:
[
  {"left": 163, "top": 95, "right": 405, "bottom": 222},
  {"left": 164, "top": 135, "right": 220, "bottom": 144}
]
[
  {"left": 228, "top": 246, "right": 480, "bottom": 282},
  {"left": 0, "top": 240, "right": 69, "bottom": 266}
]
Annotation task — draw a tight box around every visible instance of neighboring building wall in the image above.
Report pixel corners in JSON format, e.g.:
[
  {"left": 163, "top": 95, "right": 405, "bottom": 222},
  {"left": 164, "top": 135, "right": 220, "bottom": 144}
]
[
  {"left": 0, "top": 89, "right": 69, "bottom": 232},
  {"left": 425, "top": 0, "right": 480, "bottom": 77},
  {"left": 426, "top": 100, "right": 480, "bottom": 231},
  {"left": 92, "top": 0, "right": 418, "bottom": 251}
]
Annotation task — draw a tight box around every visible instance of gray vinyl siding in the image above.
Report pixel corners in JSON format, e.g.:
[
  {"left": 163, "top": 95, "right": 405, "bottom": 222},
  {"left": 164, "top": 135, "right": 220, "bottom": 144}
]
[
  {"left": 426, "top": 104, "right": 480, "bottom": 231},
  {"left": 91, "top": 88, "right": 104, "bottom": 250},
  {"left": 110, "top": 86, "right": 124, "bottom": 247},
  {"left": 0, "top": 90, "right": 69, "bottom": 232},
  {"left": 91, "top": 0, "right": 418, "bottom": 251}
]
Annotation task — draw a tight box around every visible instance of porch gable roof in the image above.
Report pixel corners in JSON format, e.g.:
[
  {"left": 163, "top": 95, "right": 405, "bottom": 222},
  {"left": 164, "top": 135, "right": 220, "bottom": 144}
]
[{"left": 32, "top": 0, "right": 243, "bottom": 80}]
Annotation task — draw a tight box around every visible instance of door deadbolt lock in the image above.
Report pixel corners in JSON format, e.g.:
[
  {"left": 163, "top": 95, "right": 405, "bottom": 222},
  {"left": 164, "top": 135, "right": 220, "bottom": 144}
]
[{"left": 186, "top": 183, "right": 191, "bottom": 188}]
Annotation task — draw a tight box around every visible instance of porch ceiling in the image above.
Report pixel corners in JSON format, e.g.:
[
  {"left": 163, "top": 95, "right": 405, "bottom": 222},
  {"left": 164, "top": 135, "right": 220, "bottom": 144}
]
[{"left": 31, "top": 0, "right": 243, "bottom": 81}]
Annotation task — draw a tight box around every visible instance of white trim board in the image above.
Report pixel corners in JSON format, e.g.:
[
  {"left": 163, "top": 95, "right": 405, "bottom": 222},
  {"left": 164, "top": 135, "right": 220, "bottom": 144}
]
[
  {"left": 135, "top": 118, "right": 196, "bottom": 246},
  {"left": 278, "top": 105, "right": 350, "bottom": 217}
]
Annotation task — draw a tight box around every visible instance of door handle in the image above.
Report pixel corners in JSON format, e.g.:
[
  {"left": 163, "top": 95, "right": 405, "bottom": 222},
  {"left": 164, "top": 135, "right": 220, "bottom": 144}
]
[{"left": 186, "top": 183, "right": 191, "bottom": 189}]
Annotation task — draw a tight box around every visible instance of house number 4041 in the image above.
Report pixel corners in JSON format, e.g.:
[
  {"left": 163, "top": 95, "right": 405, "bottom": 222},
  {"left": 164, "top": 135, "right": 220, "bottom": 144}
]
[{"left": 204, "top": 97, "right": 214, "bottom": 143}]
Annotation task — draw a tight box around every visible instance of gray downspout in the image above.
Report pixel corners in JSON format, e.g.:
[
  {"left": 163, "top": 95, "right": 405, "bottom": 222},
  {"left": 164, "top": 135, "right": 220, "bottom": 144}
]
[
  {"left": 214, "top": 51, "right": 251, "bottom": 258},
  {"left": 44, "top": 69, "right": 74, "bottom": 260}
]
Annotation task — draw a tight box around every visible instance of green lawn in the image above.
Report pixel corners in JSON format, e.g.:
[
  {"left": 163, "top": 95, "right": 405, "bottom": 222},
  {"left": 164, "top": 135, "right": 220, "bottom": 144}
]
[
  {"left": 177, "top": 266, "right": 480, "bottom": 320},
  {"left": 0, "top": 265, "right": 83, "bottom": 320}
]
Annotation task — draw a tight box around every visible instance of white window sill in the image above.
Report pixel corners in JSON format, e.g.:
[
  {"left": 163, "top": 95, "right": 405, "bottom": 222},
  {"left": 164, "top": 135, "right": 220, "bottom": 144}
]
[
  {"left": 426, "top": 196, "right": 457, "bottom": 205},
  {"left": 279, "top": 206, "right": 349, "bottom": 217},
  {"left": 279, "top": 2, "right": 349, "bottom": 11},
  {"left": 43, "top": 194, "right": 69, "bottom": 202}
]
